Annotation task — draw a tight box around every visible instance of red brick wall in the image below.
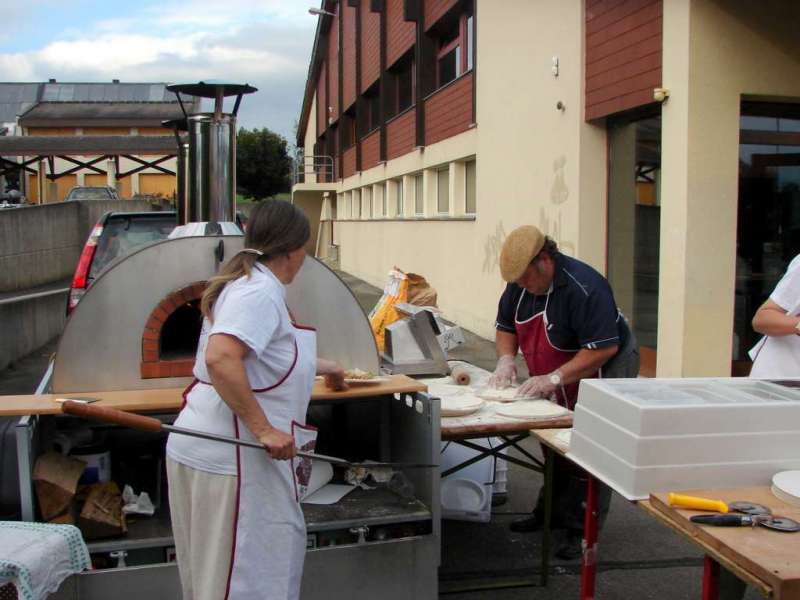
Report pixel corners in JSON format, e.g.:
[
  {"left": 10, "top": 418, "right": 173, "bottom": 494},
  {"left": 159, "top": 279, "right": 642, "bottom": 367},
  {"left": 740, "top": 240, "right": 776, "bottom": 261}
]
[
  {"left": 316, "top": 62, "right": 326, "bottom": 138},
  {"left": 387, "top": 108, "right": 416, "bottom": 160},
  {"left": 327, "top": 14, "right": 340, "bottom": 121},
  {"left": 424, "top": 0, "right": 459, "bottom": 31},
  {"left": 387, "top": 0, "right": 416, "bottom": 68},
  {"left": 342, "top": 145, "right": 357, "bottom": 179},
  {"left": 424, "top": 72, "right": 473, "bottom": 146},
  {"left": 141, "top": 281, "right": 207, "bottom": 379},
  {"left": 585, "top": 0, "right": 662, "bottom": 120},
  {"left": 361, "top": 129, "right": 381, "bottom": 171},
  {"left": 342, "top": 3, "right": 357, "bottom": 110},
  {"left": 361, "top": 1, "right": 381, "bottom": 92}
]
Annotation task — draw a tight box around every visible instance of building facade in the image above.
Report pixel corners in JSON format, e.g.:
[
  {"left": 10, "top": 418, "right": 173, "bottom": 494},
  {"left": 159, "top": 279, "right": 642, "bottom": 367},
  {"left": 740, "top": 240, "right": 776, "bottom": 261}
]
[
  {"left": 0, "top": 81, "right": 196, "bottom": 203},
  {"left": 293, "top": 0, "right": 800, "bottom": 377}
]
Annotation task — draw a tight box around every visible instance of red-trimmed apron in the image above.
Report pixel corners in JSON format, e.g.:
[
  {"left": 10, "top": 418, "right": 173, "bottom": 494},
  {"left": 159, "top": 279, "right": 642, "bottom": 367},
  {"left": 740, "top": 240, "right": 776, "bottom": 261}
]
[
  {"left": 514, "top": 291, "right": 588, "bottom": 410},
  {"left": 224, "top": 323, "right": 317, "bottom": 600}
]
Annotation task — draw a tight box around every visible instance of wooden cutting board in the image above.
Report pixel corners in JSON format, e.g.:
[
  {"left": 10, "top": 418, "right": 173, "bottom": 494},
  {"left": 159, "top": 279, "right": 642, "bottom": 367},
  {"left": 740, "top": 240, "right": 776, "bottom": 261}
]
[
  {"left": 0, "top": 374, "right": 427, "bottom": 416},
  {"left": 647, "top": 488, "right": 800, "bottom": 599}
]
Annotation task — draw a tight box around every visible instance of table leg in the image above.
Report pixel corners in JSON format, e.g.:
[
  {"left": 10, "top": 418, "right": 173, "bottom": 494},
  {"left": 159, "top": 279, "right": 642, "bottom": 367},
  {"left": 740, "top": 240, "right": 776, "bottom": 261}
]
[
  {"left": 580, "top": 474, "right": 598, "bottom": 600},
  {"left": 702, "top": 556, "right": 720, "bottom": 600},
  {"left": 541, "top": 445, "right": 554, "bottom": 587},
  {"left": 15, "top": 415, "right": 36, "bottom": 521}
]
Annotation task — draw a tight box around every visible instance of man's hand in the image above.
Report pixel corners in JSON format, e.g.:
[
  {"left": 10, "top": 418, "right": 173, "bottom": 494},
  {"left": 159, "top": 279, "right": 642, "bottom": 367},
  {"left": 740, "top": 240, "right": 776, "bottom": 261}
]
[
  {"left": 516, "top": 370, "right": 560, "bottom": 399},
  {"left": 258, "top": 426, "right": 296, "bottom": 460},
  {"left": 488, "top": 355, "right": 517, "bottom": 389}
]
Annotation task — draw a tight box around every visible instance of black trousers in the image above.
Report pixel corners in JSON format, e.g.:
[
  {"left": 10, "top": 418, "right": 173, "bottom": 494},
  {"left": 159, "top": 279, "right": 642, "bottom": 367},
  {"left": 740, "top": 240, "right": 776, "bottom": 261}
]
[{"left": 534, "top": 451, "right": 612, "bottom": 531}]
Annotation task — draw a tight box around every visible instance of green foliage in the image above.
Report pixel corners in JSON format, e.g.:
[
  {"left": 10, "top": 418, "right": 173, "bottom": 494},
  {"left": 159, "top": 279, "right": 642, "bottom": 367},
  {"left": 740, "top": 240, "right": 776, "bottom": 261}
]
[{"left": 236, "top": 127, "right": 291, "bottom": 200}]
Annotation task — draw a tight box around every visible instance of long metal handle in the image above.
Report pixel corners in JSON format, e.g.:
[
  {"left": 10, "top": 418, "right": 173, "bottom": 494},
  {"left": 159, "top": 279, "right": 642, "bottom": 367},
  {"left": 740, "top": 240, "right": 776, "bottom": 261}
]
[{"left": 61, "top": 400, "right": 436, "bottom": 469}]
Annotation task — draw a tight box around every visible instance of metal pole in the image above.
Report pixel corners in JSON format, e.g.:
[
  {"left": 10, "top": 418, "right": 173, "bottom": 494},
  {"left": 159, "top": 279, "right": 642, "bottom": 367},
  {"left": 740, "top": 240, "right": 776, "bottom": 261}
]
[
  {"left": 580, "top": 474, "right": 599, "bottom": 600},
  {"left": 540, "top": 446, "right": 555, "bottom": 587},
  {"left": 702, "top": 556, "right": 720, "bottom": 600}
]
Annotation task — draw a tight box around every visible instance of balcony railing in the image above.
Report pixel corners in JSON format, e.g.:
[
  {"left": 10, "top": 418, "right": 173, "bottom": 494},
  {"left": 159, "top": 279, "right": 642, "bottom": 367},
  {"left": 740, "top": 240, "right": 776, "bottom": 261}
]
[{"left": 293, "top": 155, "right": 334, "bottom": 185}]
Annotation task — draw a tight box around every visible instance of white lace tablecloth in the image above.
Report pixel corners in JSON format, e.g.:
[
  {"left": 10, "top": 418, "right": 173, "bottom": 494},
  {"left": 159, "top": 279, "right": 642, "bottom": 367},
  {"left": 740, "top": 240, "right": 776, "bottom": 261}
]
[{"left": 0, "top": 521, "right": 90, "bottom": 600}]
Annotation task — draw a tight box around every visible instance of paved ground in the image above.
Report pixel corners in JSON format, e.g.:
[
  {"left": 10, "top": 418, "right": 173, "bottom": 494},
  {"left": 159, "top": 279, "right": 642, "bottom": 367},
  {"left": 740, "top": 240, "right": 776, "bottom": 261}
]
[{"left": 0, "top": 271, "right": 765, "bottom": 599}]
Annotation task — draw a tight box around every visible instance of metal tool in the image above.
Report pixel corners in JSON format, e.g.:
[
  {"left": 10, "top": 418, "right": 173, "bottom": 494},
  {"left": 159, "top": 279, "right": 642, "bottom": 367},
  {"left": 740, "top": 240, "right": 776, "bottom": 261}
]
[
  {"left": 690, "top": 513, "right": 800, "bottom": 532},
  {"left": 61, "top": 400, "right": 436, "bottom": 469},
  {"left": 381, "top": 304, "right": 451, "bottom": 376},
  {"left": 668, "top": 493, "right": 770, "bottom": 515}
]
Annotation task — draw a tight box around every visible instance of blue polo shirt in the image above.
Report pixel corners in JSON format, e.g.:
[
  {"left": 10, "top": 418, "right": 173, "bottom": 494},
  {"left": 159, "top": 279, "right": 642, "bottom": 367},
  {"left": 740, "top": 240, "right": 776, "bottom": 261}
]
[{"left": 495, "top": 253, "right": 620, "bottom": 351}]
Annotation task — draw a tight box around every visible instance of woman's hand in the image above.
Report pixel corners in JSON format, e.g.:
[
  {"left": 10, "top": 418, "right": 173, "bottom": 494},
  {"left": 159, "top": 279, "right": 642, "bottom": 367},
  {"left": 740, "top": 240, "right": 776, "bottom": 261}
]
[
  {"left": 258, "top": 427, "right": 296, "bottom": 460},
  {"left": 317, "top": 358, "right": 349, "bottom": 391}
]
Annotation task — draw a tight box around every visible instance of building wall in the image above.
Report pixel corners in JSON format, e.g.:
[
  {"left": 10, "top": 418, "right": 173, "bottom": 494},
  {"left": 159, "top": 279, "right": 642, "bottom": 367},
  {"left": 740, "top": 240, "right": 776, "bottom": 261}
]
[
  {"left": 386, "top": 0, "right": 416, "bottom": 67},
  {"left": 658, "top": 0, "right": 800, "bottom": 376},
  {"left": 325, "top": 1, "right": 606, "bottom": 340},
  {"left": 585, "top": 0, "right": 663, "bottom": 120},
  {"left": 361, "top": 2, "right": 381, "bottom": 92}
]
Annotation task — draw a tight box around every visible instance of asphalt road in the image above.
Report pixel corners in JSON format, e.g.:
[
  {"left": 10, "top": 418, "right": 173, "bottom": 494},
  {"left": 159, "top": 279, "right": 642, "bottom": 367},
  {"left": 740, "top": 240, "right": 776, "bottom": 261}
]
[{"left": 0, "top": 271, "right": 766, "bottom": 599}]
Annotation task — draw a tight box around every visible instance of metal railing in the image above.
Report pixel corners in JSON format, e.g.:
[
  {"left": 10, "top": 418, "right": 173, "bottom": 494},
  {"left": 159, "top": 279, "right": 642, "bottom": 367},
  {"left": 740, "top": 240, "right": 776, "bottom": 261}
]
[{"left": 292, "top": 154, "right": 334, "bottom": 185}]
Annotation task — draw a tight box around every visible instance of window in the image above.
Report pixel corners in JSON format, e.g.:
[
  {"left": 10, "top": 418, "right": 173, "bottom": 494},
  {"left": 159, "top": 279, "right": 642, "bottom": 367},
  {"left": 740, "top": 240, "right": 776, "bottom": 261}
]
[
  {"left": 342, "top": 109, "right": 357, "bottom": 150},
  {"left": 387, "top": 54, "right": 415, "bottom": 119},
  {"left": 381, "top": 182, "right": 387, "bottom": 217},
  {"left": 353, "top": 189, "right": 361, "bottom": 218},
  {"left": 396, "top": 179, "right": 404, "bottom": 216},
  {"left": 363, "top": 187, "right": 372, "bottom": 218},
  {"left": 437, "top": 167, "right": 449, "bottom": 214},
  {"left": 414, "top": 174, "right": 424, "bottom": 215},
  {"left": 432, "top": 3, "right": 473, "bottom": 90},
  {"left": 362, "top": 85, "right": 380, "bottom": 136},
  {"left": 465, "top": 160, "right": 476, "bottom": 214}
]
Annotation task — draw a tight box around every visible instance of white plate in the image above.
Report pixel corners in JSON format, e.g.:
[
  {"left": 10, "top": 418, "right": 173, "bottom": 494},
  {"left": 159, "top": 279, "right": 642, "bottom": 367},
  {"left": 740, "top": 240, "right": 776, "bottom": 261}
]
[
  {"left": 441, "top": 396, "right": 485, "bottom": 417},
  {"left": 496, "top": 400, "right": 568, "bottom": 420},
  {"left": 441, "top": 478, "right": 488, "bottom": 512},
  {"left": 475, "top": 386, "right": 540, "bottom": 403},
  {"left": 343, "top": 376, "right": 392, "bottom": 384},
  {"left": 773, "top": 470, "right": 800, "bottom": 506}
]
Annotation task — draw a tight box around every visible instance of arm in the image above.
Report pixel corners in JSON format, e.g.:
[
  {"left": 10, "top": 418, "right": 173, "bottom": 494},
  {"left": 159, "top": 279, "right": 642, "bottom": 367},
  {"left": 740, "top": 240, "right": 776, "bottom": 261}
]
[
  {"left": 206, "top": 333, "right": 295, "bottom": 460},
  {"left": 752, "top": 299, "right": 800, "bottom": 337},
  {"left": 316, "top": 358, "right": 347, "bottom": 391},
  {"left": 557, "top": 346, "right": 619, "bottom": 385}
]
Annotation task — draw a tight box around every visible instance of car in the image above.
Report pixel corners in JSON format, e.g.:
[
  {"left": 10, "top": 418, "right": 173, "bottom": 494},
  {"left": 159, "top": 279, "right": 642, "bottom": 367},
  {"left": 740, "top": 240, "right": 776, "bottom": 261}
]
[
  {"left": 65, "top": 186, "right": 121, "bottom": 201},
  {"left": 67, "top": 211, "right": 178, "bottom": 314}
]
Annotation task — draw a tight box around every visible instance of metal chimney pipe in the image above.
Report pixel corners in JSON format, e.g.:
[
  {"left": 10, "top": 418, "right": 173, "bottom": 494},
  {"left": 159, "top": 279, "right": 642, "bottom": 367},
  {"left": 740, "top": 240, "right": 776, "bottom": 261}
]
[{"left": 188, "top": 113, "right": 236, "bottom": 224}]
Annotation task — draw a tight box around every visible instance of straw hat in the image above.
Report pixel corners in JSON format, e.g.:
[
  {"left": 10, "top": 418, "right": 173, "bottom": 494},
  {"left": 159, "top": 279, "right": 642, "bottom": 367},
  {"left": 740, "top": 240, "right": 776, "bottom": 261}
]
[{"left": 500, "top": 226, "right": 545, "bottom": 282}]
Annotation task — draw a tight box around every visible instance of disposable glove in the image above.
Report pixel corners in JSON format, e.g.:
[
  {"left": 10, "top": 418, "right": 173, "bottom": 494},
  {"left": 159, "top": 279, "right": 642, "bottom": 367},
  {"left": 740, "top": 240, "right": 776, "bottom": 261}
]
[
  {"left": 516, "top": 369, "right": 562, "bottom": 399},
  {"left": 487, "top": 355, "right": 517, "bottom": 389}
]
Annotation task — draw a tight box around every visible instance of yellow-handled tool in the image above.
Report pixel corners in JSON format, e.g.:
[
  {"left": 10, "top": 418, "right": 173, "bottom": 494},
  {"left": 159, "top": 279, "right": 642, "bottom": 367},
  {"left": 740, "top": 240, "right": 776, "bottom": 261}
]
[{"left": 668, "top": 493, "right": 729, "bottom": 513}]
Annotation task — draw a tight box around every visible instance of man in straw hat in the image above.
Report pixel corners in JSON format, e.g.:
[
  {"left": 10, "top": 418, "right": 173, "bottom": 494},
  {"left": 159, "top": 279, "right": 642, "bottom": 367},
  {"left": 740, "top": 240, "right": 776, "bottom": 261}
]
[{"left": 489, "top": 225, "right": 622, "bottom": 559}]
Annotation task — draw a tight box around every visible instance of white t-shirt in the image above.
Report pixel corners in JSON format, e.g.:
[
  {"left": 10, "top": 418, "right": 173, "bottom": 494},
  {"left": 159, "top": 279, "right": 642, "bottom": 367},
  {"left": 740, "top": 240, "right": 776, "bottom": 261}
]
[
  {"left": 749, "top": 255, "right": 800, "bottom": 378},
  {"left": 166, "top": 263, "right": 297, "bottom": 474}
]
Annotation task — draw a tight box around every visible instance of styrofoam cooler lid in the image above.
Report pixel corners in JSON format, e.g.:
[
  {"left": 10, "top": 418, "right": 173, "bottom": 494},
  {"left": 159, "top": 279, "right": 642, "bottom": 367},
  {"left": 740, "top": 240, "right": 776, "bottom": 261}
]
[{"left": 772, "top": 470, "right": 800, "bottom": 506}]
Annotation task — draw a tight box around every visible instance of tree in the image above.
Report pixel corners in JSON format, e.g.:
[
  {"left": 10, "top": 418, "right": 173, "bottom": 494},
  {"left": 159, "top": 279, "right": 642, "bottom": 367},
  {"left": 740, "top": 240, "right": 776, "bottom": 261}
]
[{"left": 236, "top": 127, "right": 291, "bottom": 199}]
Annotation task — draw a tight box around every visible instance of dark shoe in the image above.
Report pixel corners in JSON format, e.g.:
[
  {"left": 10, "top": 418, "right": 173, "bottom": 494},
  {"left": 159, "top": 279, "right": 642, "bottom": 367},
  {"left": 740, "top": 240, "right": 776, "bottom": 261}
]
[
  {"left": 509, "top": 513, "right": 542, "bottom": 533},
  {"left": 555, "top": 530, "right": 583, "bottom": 560}
]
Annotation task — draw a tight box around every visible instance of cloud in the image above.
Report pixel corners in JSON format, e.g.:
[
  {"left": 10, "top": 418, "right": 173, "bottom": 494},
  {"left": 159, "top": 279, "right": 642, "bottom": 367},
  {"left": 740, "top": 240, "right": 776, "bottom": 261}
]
[{"left": 0, "top": 3, "right": 317, "bottom": 142}]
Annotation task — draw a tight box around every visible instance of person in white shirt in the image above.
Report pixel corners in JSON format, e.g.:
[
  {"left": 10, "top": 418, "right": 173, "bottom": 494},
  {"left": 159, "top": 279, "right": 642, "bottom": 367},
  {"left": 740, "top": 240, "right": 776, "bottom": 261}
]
[
  {"left": 749, "top": 254, "right": 800, "bottom": 377},
  {"left": 166, "top": 199, "right": 345, "bottom": 600}
]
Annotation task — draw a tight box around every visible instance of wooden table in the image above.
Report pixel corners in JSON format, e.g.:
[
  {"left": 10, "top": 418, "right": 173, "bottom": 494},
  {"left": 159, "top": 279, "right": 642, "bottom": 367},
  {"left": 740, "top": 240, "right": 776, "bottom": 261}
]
[
  {"left": 0, "top": 374, "right": 427, "bottom": 416},
  {"left": 642, "top": 488, "right": 800, "bottom": 599}
]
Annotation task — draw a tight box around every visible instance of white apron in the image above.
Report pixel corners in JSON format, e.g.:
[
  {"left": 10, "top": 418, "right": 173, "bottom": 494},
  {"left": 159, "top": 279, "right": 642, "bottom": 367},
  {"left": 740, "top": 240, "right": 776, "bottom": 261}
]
[{"left": 223, "top": 323, "right": 318, "bottom": 600}]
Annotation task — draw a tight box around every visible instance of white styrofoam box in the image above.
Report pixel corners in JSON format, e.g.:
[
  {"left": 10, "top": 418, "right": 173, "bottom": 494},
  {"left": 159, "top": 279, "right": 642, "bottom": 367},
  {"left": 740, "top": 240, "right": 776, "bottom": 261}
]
[
  {"left": 568, "top": 429, "right": 800, "bottom": 500},
  {"left": 577, "top": 378, "right": 800, "bottom": 436},
  {"left": 573, "top": 403, "right": 800, "bottom": 466}
]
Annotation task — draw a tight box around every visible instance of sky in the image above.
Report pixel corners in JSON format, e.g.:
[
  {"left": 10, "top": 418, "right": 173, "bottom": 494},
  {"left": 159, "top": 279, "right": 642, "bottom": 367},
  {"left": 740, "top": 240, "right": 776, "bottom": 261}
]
[{"left": 0, "top": 0, "right": 319, "bottom": 144}]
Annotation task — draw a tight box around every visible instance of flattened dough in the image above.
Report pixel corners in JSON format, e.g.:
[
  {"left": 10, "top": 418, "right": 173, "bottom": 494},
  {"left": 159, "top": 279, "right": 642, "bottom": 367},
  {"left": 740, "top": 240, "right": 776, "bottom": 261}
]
[
  {"left": 496, "top": 400, "right": 568, "bottom": 420},
  {"left": 441, "top": 396, "right": 485, "bottom": 417}
]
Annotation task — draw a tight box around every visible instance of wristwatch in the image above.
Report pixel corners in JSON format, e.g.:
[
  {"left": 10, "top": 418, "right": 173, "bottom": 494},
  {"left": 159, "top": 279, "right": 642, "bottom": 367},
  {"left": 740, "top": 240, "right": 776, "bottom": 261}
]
[{"left": 549, "top": 371, "right": 562, "bottom": 387}]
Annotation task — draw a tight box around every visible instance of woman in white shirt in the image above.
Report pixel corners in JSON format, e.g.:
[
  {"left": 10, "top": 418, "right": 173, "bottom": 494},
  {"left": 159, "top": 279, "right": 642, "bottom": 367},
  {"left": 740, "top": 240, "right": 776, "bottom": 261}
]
[
  {"left": 750, "top": 254, "right": 800, "bottom": 377},
  {"left": 166, "top": 199, "right": 345, "bottom": 600}
]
